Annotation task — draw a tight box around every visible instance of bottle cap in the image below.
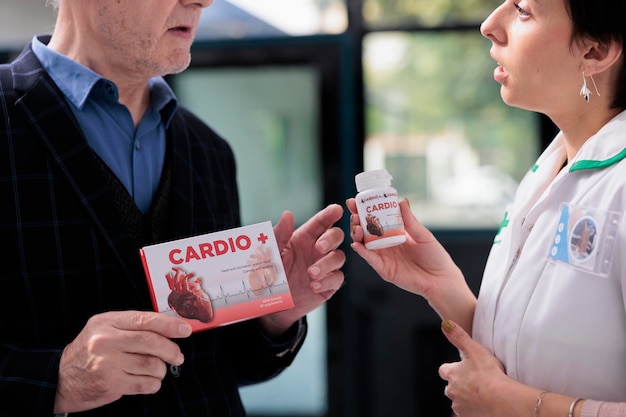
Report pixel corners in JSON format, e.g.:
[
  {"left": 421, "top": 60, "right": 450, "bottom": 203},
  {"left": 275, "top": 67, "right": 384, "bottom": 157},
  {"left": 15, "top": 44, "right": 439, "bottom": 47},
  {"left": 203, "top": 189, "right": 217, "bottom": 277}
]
[{"left": 355, "top": 169, "right": 393, "bottom": 192}]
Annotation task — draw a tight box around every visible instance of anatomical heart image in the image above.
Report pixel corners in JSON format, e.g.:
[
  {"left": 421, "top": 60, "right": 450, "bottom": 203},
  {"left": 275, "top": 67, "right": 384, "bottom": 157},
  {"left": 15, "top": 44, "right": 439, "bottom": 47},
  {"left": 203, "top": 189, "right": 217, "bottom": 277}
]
[
  {"left": 247, "top": 245, "right": 279, "bottom": 296},
  {"left": 165, "top": 267, "right": 213, "bottom": 323},
  {"left": 365, "top": 213, "right": 384, "bottom": 236}
]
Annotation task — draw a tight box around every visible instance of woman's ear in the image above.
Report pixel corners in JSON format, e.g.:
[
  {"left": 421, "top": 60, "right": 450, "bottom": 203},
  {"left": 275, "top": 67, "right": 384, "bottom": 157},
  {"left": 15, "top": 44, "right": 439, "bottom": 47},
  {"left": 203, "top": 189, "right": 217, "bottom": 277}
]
[{"left": 582, "top": 39, "right": 623, "bottom": 75}]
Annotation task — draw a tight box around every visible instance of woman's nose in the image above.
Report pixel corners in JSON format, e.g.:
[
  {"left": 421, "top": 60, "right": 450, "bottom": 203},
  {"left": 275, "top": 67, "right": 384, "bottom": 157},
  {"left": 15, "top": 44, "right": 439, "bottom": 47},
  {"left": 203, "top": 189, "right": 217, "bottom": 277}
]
[{"left": 480, "top": 2, "right": 505, "bottom": 42}]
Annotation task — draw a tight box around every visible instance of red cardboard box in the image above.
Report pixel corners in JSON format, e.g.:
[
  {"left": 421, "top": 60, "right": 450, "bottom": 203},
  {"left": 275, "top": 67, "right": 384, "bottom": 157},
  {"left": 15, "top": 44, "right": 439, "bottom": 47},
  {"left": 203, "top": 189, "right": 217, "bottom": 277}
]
[{"left": 140, "top": 221, "right": 294, "bottom": 332}]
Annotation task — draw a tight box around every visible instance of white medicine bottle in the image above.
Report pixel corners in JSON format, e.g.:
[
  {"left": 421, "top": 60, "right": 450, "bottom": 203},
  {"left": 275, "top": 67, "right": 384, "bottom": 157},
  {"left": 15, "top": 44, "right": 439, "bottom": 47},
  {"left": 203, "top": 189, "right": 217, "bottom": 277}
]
[{"left": 355, "top": 169, "right": 406, "bottom": 250}]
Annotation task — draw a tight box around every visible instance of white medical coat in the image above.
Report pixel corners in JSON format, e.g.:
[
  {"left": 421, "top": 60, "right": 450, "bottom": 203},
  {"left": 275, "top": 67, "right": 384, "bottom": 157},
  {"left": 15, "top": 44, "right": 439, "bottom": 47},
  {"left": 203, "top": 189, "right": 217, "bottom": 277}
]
[{"left": 473, "top": 110, "right": 626, "bottom": 401}]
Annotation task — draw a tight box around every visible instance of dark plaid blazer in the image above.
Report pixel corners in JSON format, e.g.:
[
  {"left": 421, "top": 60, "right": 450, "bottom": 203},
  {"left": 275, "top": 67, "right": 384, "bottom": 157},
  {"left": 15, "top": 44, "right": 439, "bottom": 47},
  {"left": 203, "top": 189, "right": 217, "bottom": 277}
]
[{"left": 0, "top": 42, "right": 304, "bottom": 416}]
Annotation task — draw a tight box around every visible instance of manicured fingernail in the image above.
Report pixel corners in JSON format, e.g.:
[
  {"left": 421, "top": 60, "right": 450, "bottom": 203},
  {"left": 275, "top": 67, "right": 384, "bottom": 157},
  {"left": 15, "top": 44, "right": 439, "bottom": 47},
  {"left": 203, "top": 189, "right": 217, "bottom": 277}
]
[
  {"left": 318, "top": 239, "right": 330, "bottom": 252},
  {"left": 442, "top": 320, "right": 455, "bottom": 332},
  {"left": 311, "top": 281, "right": 322, "bottom": 290},
  {"left": 309, "top": 266, "right": 321, "bottom": 277}
]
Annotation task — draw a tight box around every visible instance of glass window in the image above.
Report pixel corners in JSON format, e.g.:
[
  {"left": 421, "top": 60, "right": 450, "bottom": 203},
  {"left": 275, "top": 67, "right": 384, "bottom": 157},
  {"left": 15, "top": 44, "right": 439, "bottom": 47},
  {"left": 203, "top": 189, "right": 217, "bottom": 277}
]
[
  {"left": 197, "top": 0, "right": 348, "bottom": 40},
  {"left": 364, "top": 31, "right": 539, "bottom": 228},
  {"left": 174, "top": 66, "right": 322, "bottom": 227},
  {"left": 363, "top": 0, "right": 502, "bottom": 28},
  {"left": 174, "top": 66, "right": 327, "bottom": 416},
  {"left": 240, "top": 307, "right": 327, "bottom": 415}
]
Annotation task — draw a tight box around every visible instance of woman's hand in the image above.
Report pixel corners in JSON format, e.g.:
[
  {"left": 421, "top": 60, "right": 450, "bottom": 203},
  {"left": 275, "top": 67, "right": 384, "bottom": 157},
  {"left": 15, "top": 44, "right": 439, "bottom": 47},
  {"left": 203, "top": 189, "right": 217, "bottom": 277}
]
[
  {"left": 346, "top": 198, "right": 476, "bottom": 331},
  {"left": 438, "top": 320, "right": 566, "bottom": 417},
  {"left": 439, "top": 320, "right": 510, "bottom": 417}
]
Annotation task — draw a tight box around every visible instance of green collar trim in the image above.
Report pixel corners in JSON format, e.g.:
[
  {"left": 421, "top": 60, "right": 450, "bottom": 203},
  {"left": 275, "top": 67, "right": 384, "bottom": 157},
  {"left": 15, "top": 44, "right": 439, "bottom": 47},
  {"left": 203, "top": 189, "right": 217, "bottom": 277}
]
[{"left": 569, "top": 147, "right": 626, "bottom": 172}]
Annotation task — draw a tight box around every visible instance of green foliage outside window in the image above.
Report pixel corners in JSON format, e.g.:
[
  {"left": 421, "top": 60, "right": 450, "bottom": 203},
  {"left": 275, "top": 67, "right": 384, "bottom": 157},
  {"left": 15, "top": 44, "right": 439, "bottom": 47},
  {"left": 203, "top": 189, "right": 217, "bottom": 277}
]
[
  {"left": 365, "top": 32, "right": 537, "bottom": 184},
  {"left": 363, "top": 0, "right": 503, "bottom": 27}
]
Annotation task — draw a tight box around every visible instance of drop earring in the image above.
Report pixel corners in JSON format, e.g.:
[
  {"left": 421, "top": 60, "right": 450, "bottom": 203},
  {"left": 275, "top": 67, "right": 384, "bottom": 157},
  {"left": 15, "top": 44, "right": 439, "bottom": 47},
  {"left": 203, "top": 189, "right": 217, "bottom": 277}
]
[
  {"left": 580, "top": 71, "right": 601, "bottom": 103},
  {"left": 580, "top": 72, "right": 591, "bottom": 102}
]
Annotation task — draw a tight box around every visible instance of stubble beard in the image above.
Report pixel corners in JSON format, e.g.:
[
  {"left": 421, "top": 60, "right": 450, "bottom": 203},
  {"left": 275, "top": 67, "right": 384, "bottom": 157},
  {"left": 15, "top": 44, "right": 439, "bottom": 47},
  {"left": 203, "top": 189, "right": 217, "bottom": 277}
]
[
  {"left": 95, "top": 7, "right": 192, "bottom": 78},
  {"left": 110, "top": 36, "right": 192, "bottom": 78},
  {"left": 162, "top": 50, "right": 192, "bottom": 75}
]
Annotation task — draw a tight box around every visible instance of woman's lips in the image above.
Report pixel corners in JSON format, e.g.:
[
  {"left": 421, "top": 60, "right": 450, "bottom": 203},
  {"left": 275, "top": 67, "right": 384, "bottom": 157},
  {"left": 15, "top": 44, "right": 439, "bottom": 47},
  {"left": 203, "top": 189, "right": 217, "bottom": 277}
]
[{"left": 493, "top": 64, "right": 507, "bottom": 83}]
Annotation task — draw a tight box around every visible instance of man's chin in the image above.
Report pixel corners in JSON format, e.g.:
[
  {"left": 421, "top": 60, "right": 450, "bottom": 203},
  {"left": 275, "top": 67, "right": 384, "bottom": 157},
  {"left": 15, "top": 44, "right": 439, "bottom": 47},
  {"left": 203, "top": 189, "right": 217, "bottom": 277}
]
[{"left": 162, "top": 54, "right": 192, "bottom": 76}]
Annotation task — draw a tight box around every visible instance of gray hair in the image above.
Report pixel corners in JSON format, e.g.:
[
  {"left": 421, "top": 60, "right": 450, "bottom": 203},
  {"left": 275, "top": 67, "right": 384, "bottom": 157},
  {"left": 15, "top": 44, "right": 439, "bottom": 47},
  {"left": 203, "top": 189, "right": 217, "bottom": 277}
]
[{"left": 46, "top": 0, "right": 59, "bottom": 10}]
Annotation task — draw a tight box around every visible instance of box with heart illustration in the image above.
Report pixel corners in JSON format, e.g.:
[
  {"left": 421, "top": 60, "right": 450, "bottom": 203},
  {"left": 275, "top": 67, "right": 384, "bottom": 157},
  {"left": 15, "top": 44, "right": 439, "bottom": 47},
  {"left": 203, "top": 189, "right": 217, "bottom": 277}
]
[{"left": 140, "top": 221, "right": 294, "bottom": 332}]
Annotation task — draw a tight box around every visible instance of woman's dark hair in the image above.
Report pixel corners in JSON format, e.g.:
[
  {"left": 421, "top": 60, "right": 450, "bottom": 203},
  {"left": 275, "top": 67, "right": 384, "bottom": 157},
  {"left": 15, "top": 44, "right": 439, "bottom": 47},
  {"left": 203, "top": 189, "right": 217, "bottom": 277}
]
[{"left": 567, "top": 0, "right": 626, "bottom": 108}]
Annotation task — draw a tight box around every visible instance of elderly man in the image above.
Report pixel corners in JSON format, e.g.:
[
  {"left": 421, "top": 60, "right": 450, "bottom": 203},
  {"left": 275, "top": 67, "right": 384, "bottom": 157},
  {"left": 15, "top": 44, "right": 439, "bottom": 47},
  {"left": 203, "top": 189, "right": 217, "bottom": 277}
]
[{"left": 0, "top": 0, "right": 345, "bottom": 415}]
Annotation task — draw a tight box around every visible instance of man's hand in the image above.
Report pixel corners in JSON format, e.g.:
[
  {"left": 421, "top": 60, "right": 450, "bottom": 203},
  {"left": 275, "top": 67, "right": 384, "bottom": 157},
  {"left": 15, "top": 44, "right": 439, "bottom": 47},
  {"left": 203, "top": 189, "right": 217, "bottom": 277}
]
[
  {"left": 54, "top": 311, "right": 192, "bottom": 413},
  {"left": 259, "top": 204, "right": 345, "bottom": 337}
]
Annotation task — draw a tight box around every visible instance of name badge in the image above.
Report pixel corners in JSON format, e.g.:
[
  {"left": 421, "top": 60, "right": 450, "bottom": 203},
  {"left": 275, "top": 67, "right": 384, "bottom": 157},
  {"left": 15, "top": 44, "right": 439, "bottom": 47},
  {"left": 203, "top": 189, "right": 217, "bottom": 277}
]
[{"left": 549, "top": 203, "right": 621, "bottom": 276}]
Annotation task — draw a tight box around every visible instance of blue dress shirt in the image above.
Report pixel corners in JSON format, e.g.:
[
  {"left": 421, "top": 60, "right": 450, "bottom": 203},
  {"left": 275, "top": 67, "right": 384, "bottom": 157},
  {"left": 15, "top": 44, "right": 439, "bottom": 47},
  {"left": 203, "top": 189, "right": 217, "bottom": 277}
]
[{"left": 31, "top": 36, "right": 178, "bottom": 213}]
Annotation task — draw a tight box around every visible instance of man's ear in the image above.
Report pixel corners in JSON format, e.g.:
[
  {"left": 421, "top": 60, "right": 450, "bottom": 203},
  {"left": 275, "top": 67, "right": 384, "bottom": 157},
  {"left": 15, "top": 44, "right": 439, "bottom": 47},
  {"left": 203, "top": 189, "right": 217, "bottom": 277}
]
[{"left": 582, "top": 39, "right": 623, "bottom": 75}]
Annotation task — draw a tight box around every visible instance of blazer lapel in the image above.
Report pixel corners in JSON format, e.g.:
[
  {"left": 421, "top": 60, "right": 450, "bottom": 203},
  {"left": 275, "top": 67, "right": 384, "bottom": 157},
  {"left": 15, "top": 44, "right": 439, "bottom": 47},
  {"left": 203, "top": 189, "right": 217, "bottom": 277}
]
[
  {"left": 167, "top": 114, "right": 196, "bottom": 237},
  {"left": 11, "top": 46, "right": 147, "bottom": 299}
]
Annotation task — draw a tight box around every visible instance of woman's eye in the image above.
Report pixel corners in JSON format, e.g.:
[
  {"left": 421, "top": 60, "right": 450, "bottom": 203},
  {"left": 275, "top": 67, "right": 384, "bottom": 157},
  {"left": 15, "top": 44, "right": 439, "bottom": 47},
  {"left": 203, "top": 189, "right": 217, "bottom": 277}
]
[{"left": 513, "top": 2, "right": 530, "bottom": 17}]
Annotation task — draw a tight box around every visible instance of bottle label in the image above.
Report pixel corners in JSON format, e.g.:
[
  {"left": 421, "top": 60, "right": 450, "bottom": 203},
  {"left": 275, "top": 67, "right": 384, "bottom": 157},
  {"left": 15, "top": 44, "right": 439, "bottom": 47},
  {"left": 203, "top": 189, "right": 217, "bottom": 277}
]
[{"left": 357, "top": 191, "right": 405, "bottom": 244}]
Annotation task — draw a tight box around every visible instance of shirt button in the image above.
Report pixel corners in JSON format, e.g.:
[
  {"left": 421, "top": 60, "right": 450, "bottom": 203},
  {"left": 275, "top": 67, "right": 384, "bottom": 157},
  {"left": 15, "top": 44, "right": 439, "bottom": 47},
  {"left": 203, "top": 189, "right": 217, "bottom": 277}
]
[
  {"left": 105, "top": 83, "right": 115, "bottom": 94},
  {"left": 169, "top": 365, "right": 181, "bottom": 378}
]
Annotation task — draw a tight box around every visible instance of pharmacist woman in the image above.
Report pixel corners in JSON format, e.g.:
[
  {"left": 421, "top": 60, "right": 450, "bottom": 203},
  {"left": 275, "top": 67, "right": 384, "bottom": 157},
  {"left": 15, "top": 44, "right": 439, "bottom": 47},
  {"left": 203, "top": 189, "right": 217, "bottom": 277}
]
[{"left": 346, "top": 0, "right": 626, "bottom": 415}]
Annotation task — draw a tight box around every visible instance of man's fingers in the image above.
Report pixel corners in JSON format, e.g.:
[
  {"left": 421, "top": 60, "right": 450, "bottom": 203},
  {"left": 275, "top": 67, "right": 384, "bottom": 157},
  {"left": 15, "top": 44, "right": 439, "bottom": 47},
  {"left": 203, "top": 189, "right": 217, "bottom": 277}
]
[
  {"left": 105, "top": 311, "right": 192, "bottom": 339},
  {"left": 315, "top": 226, "right": 344, "bottom": 254},
  {"left": 119, "top": 329, "right": 186, "bottom": 367},
  {"left": 56, "top": 311, "right": 192, "bottom": 413},
  {"left": 87, "top": 311, "right": 191, "bottom": 366},
  {"left": 123, "top": 353, "right": 169, "bottom": 380},
  {"left": 309, "top": 269, "right": 344, "bottom": 293},
  {"left": 299, "top": 204, "right": 344, "bottom": 240},
  {"left": 121, "top": 375, "right": 164, "bottom": 395},
  {"left": 310, "top": 248, "right": 346, "bottom": 277}
]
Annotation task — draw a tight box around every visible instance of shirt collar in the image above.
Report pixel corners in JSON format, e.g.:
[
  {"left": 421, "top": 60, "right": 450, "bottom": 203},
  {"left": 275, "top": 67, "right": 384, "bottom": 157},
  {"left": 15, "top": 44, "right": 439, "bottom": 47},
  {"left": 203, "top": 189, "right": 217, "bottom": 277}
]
[
  {"left": 569, "top": 110, "right": 626, "bottom": 172},
  {"left": 31, "top": 35, "right": 178, "bottom": 127},
  {"left": 149, "top": 77, "right": 178, "bottom": 128},
  {"left": 533, "top": 110, "right": 626, "bottom": 174},
  {"left": 32, "top": 35, "right": 101, "bottom": 110}
]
